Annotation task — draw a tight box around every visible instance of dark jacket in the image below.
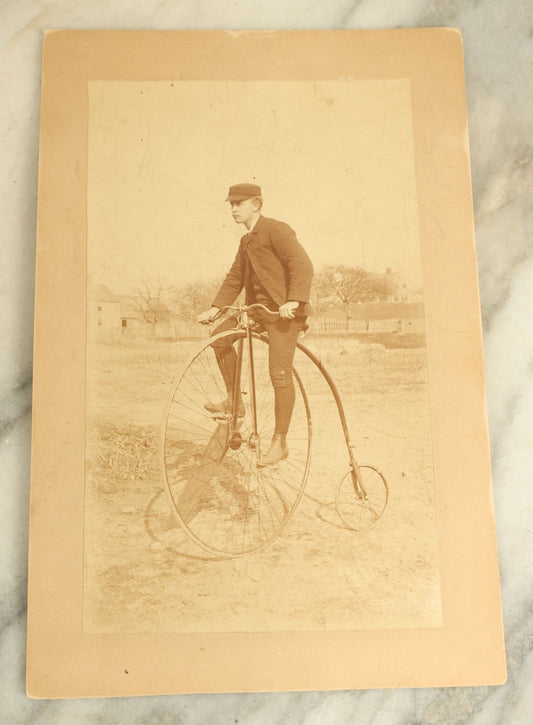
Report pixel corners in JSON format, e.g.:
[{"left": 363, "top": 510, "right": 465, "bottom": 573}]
[{"left": 212, "top": 215, "right": 314, "bottom": 316}]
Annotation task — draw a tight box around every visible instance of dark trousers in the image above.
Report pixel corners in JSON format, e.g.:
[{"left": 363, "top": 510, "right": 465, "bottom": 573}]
[{"left": 210, "top": 314, "right": 306, "bottom": 435}]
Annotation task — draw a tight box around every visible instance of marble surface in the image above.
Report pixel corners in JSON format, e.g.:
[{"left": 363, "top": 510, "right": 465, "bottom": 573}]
[{"left": 1, "top": 1, "right": 532, "bottom": 722}]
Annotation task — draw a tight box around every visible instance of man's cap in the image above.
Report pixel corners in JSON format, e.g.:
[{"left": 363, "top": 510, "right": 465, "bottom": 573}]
[{"left": 225, "top": 183, "right": 262, "bottom": 202}]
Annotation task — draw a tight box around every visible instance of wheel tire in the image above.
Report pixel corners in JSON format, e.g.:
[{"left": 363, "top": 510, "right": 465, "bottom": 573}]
[{"left": 335, "top": 465, "right": 388, "bottom": 530}]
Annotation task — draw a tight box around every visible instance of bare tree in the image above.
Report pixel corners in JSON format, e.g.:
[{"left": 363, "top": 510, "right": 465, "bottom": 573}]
[
  {"left": 314, "top": 265, "right": 365, "bottom": 323},
  {"left": 170, "top": 276, "right": 225, "bottom": 322},
  {"left": 309, "top": 268, "right": 337, "bottom": 317},
  {"left": 314, "top": 265, "right": 396, "bottom": 324},
  {"left": 135, "top": 278, "right": 172, "bottom": 335}
]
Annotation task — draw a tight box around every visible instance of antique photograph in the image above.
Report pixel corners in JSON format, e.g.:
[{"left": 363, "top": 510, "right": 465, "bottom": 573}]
[
  {"left": 27, "top": 29, "right": 506, "bottom": 696},
  {"left": 83, "top": 79, "right": 441, "bottom": 634}
]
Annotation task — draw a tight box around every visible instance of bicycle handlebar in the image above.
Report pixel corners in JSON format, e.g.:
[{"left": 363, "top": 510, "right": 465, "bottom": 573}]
[{"left": 199, "top": 303, "right": 280, "bottom": 325}]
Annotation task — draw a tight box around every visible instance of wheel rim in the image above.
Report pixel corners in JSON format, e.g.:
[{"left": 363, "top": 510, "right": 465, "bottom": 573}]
[
  {"left": 162, "top": 331, "right": 311, "bottom": 556},
  {"left": 335, "top": 465, "right": 388, "bottom": 530}
]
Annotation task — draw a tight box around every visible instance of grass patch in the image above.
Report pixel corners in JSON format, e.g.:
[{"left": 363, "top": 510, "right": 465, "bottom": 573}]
[
  {"left": 304, "top": 332, "right": 426, "bottom": 349},
  {"left": 88, "top": 424, "right": 159, "bottom": 493}
]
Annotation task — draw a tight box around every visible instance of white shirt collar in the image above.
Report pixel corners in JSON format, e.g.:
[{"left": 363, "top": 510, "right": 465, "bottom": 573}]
[{"left": 246, "top": 214, "right": 261, "bottom": 234}]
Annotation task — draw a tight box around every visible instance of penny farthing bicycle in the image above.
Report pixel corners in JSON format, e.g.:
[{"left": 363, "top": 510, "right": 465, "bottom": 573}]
[{"left": 161, "top": 303, "right": 388, "bottom": 557}]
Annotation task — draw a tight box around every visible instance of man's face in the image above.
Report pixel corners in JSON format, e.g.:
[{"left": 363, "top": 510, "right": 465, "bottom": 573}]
[{"left": 230, "top": 198, "right": 258, "bottom": 227}]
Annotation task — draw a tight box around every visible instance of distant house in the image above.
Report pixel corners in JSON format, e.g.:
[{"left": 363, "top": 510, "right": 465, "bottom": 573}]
[
  {"left": 88, "top": 283, "right": 202, "bottom": 341},
  {"left": 117, "top": 295, "right": 145, "bottom": 335},
  {"left": 382, "top": 267, "right": 423, "bottom": 302},
  {"left": 87, "top": 284, "right": 122, "bottom": 340}
]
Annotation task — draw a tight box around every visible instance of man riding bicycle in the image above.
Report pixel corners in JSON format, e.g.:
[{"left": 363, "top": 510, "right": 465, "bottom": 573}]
[{"left": 197, "top": 183, "right": 314, "bottom": 467}]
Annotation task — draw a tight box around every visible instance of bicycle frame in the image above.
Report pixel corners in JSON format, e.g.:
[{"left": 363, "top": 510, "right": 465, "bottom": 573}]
[
  {"left": 161, "top": 302, "right": 387, "bottom": 555},
  {"left": 224, "top": 307, "right": 262, "bottom": 454},
  {"left": 213, "top": 303, "right": 366, "bottom": 499},
  {"left": 294, "top": 340, "right": 366, "bottom": 499}
]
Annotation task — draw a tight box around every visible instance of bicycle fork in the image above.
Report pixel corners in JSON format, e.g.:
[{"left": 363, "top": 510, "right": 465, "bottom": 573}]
[
  {"left": 245, "top": 326, "right": 260, "bottom": 452},
  {"left": 228, "top": 316, "right": 261, "bottom": 458}
]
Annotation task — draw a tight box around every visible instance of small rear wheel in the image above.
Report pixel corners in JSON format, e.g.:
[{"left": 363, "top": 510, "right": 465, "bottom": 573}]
[{"left": 335, "top": 465, "right": 388, "bottom": 530}]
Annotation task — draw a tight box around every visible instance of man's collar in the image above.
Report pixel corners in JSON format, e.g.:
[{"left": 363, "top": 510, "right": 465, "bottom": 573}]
[{"left": 247, "top": 214, "right": 263, "bottom": 235}]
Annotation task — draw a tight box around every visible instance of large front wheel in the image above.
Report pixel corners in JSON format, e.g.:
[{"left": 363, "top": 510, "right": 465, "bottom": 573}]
[{"left": 161, "top": 330, "right": 312, "bottom": 557}]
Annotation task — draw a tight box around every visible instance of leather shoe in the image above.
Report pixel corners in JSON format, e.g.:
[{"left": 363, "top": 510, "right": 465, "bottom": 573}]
[
  {"left": 257, "top": 434, "right": 289, "bottom": 467},
  {"left": 204, "top": 397, "right": 245, "bottom": 417}
]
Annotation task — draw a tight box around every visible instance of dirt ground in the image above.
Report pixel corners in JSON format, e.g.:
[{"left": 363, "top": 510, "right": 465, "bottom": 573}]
[{"left": 83, "top": 334, "right": 441, "bottom": 633}]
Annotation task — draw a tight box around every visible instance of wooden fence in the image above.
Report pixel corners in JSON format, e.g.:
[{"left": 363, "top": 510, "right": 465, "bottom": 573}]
[
  {"left": 91, "top": 315, "right": 425, "bottom": 342},
  {"left": 309, "top": 316, "right": 425, "bottom": 335},
  {"left": 165, "top": 316, "right": 425, "bottom": 339}
]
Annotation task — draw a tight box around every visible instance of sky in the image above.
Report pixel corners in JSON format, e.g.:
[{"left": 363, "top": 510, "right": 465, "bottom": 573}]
[{"left": 88, "top": 79, "right": 421, "bottom": 296}]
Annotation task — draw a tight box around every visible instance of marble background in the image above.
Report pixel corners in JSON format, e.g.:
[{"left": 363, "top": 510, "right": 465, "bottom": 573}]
[{"left": 1, "top": 1, "right": 531, "bottom": 723}]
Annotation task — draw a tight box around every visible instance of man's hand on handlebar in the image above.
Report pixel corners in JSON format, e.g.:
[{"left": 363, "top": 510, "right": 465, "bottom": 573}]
[
  {"left": 278, "top": 301, "right": 300, "bottom": 319},
  {"left": 197, "top": 302, "right": 298, "bottom": 324},
  {"left": 197, "top": 306, "right": 220, "bottom": 325}
]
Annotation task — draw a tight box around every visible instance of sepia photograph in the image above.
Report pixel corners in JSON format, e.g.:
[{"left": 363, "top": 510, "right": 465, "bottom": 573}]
[
  {"left": 83, "top": 78, "right": 440, "bottom": 634},
  {"left": 26, "top": 29, "right": 506, "bottom": 696}
]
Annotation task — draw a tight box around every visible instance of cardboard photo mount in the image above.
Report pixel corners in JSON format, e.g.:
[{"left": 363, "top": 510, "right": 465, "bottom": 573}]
[{"left": 28, "top": 29, "right": 506, "bottom": 697}]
